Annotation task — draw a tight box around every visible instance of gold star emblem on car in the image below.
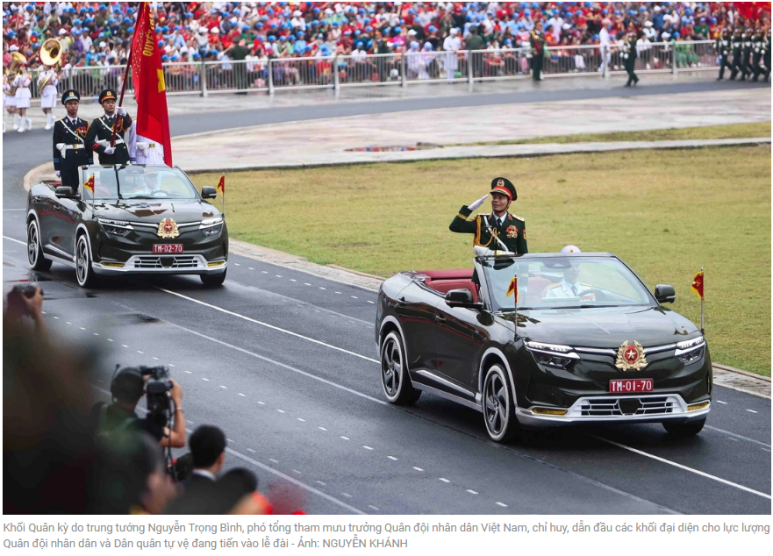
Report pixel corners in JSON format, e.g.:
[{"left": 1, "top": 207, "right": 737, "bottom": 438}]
[
  {"left": 615, "top": 340, "right": 648, "bottom": 371},
  {"left": 157, "top": 218, "right": 180, "bottom": 239}
]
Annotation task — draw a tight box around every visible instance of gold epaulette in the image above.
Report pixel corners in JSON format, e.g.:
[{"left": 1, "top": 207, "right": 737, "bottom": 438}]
[
  {"left": 511, "top": 214, "right": 525, "bottom": 222},
  {"left": 546, "top": 283, "right": 561, "bottom": 289}
]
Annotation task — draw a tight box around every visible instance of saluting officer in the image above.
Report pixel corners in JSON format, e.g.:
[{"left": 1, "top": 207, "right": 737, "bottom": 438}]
[
  {"left": 622, "top": 30, "right": 639, "bottom": 87},
  {"left": 730, "top": 28, "right": 744, "bottom": 80},
  {"left": 53, "top": 89, "right": 93, "bottom": 191},
  {"left": 530, "top": 21, "right": 546, "bottom": 81},
  {"left": 450, "top": 177, "right": 527, "bottom": 260},
  {"left": 85, "top": 89, "right": 132, "bottom": 165},
  {"left": 716, "top": 28, "right": 732, "bottom": 80}
]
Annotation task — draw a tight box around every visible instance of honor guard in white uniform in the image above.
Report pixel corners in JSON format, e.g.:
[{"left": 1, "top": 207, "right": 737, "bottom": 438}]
[
  {"left": 13, "top": 64, "right": 33, "bottom": 133},
  {"left": 38, "top": 65, "right": 60, "bottom": 129},
  {"left": 544, "top": 246, "right": 593, "bottom": 299},
  {"left": 127, "top": 122, "right": 166, "bottom": 165},
  {"left": 443, "top": 28, "right": 461, "bottom": 81}
]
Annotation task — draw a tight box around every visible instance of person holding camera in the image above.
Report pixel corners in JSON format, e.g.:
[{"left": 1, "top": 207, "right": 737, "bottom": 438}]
[
  {"left": 5, "top": 284, "right": 46, "bottom": 336},
  {"left": 96, "top": 367, "right": 187, "bottom": 448}
]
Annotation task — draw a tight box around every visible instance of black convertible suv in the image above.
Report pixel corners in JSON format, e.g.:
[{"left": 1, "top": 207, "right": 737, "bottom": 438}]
[
  {"left": 375, "top": 253, "right": 711, "bottom": 442},
  {"left": 26, "top": 164, "right": 228, "bottom": 288}
]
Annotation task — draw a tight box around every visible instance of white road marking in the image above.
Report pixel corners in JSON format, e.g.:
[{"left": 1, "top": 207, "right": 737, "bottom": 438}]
[
  {"left": 717, "top": 400, "right": 727, "bottom": 405},
  {"left": 351, "top": 296, "right": 358, "bottom": 299},
  {"left": 202, "top": 378, "right": 210, "bottom": 382},
  {"left": 335, "top": 292, "right": 342, "bottom": 295},
  {"left": 341, "top": 492, "right": 352, "bottom": 498},
  {"left": 277, "top": 409, "right": 285, "bottom": 413},
  {"left": 235, "top": 263, "right": 240, "bottom": 266},
  {"left": 169, "top": 364, "right": 175, "bottom": 367},
  {"left": 238, "top": 393, "right": 246, "bottom": 397},
  {"left": 304, "top": 283, "right": 311, "bottom": 286},
  {"left": 290, "top": 279, "right": 296, "bottom": 282},
  {"left": 297, "top": 418, "right": 306, "bottom": 422},
  {"left": 152, "top": 357, "right": 159, "bottom": 361},
  {"left": 137, "top": 350, "right": 144, "bottom": 354},
  {"left": 80, "top": 327, "right": 86, "bottom": 330},
  {"left": 258, "top": 401, "right": 265, "bottom": 405},
  {"left": 276, "top": 275, "right": 282, "bottom": 278},
  {"left": 413, "top": 467, "right": 423, "bottom": 472},
  {"left": 439, "top": 478, "right": 450, "bottom": 484},
  {"left": 496, "top": 502, "right": 508, "bottom": 508},
  {"left": 2, "top": 236, "right": 25, "bottom": 245},
  {"left": 387, "top": 456, "right": 398, "bottom": 461},
  {"left": 293, "top": 470, "right": 302, "bottom": 475},
  {"left": 41, "top": 311, "right": 48, "bottom": 315},
  {"left": 728, "top": 437, "right": 738, "bottom": 442},
  {"left": 763, "top": 448, "right": 771, "bottom": 453},
  {"left": 318, "top": 427, "right": 327, "bottom": 431},
  {"left": 594, "top": 436, "right": 772, "bottom": 500},
  {"left": 66, "top": 322, "right": 72, "bottom": 325},
  {"left": 706, "top": 425, "right": 771, "bottom": 448},
  {"left": 340, "top": 436, "right": 350, "bottom": 441},
  {"left": 107, "top": 338, "right": 113, "bottom": 342},
  {"left": 122, "top": 344, "right": 128, "bottom": 348},
  {"left": 746, "top": 409, "right": 758, "bottom": 414},
  {"left": 227, "top": 438, "right": 234, "bottom": 443},
  {"left": 269, "top": 458, "right": 279, "bottom": 464},
  {"left": 185, "top": 371, "right": 192, "bottom": 374},
  {"left": 467, "top": 489, "right": 478, "bottom": 495},
  {"left": 247, "top": 448, "right": 256, "bottom": 453},
  {"left": 220, "top": 386, "right": 227, "bottom": 389},
  {"left": 363, "top": 446, "right": 374, "bottom": 451},
  {"left": 248, "top": 267, "right": 255, "bottom": 270},
  {"left": 225, "top": 448, "right": 365, "bottom": 514},
  {"left": 316, "top": 481, "right": 327, "bottom": 486},
  {"left": 262, "top": 271, "right": 268, "bottom": 274},
  {"left": 53, "top": 316, "right": 59, "bottom": 320},
  {"left": 158, "top": 288, "right": 380, "bottom": 364},
  {"left": 367, "top": 301, "right": 374, "bottom": 304},
  {"left": 368, "top": 505, "right": 379, "bottom": 511},
  {"left": 93, "top": 332, "right": 99, "bottom": 336},
  {"left": 319, "top": 287, "right": 326, "bottom": 290},
  {"left": 167, "top": 323, "right": 385, "bottom": 405}
]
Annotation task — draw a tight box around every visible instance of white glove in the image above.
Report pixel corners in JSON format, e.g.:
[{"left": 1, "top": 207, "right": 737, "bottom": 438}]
[
  {"left": 136, "top": 142, "right": 148, "bottom": 153},
  {"left": 56, "top": 142, "right": 67, "bottom": 159},
  {"left": 103, "top": 146, "right": 115, "bottom": 155},
  {"left": 468, "top": 193, "right": 489, "bottom": 211},
  {"left": 116, "top": 106, "right": 126, "bottom": 116},
  {"left": 55, "top": 171, "right": 61, "bottom": 178}
]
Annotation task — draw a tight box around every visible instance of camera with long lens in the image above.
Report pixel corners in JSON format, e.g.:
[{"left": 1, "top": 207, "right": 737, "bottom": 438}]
[{"left": 139, "top": 365, "right": 173, "bottom": 427}]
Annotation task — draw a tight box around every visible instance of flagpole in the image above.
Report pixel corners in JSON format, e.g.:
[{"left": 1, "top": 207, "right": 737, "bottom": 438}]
[
  {"left": 513, "top": 274, "right": 518, "bottom": 341},
  {"left": 111, "top": 5, "right": 139, "bottom": 148},
  {"left": 221, "top": 172, "right": 226, "bottom": 216},
  {"left": 700, "top": 266, "right": 704, "bottom": 335}
]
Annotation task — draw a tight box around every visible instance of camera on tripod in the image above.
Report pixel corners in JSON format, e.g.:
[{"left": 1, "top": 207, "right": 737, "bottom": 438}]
[{"left": 139, "top": 365, "right": 174, "bottom": 427}]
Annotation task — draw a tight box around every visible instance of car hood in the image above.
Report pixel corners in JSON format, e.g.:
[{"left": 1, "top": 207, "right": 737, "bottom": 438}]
[
  {"left": 93, "top": 199, "right": 221, "bottom": 225},
  {"left": 505, "top": 306, "right": 700, "bottom": 349}
]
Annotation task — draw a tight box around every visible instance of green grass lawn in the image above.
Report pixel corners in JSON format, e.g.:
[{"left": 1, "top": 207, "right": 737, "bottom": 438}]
[
  {"left": 193, "top": 145, "right": 771, "bottom": 375},
  {"left": 452, "top": 121, "right": 771, "bottom": 147}
]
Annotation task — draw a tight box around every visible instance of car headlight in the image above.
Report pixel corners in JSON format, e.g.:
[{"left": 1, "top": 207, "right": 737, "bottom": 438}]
[
  {"left": 98, "top": 217, "right": 133, "bottom": 237},
  {"left": 199, "top": 217, "right": 224, "bottom": 230},
  {"left": 202, "top": 224, "right": 222, "bottom": 237},
  {"left": 525, "top": 341, "right": 580, "bottom": 369},
  {"left": 675, "top": 336, "right": 705, "bottom": 365}
]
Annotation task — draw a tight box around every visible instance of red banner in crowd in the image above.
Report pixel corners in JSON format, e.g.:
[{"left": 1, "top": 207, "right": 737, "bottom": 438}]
[
  {"left": 734, "top": 2, "right": 771, "bottom": 20},
  {"left": 130, "top": 3, "right": 173, "bottom": 166}
]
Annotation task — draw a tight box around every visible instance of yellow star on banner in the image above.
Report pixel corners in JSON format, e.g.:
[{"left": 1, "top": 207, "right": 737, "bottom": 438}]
[{"left": 157, "top": 69, "right": 165, "bottom": 93}]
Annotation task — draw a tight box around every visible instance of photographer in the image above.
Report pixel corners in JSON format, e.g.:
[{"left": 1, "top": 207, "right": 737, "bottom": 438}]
[
  {"left": 4, "top": 284, "right": 46, "bottom": 336},
  {"left": 95, "top": 367, "right": 187, "bottom": 449}
]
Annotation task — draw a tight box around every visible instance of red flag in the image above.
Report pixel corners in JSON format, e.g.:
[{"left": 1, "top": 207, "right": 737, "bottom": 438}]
[
  {"left": 83, "top": 174, "right": 95, "bottom": 194},
  {"left": 217, "top": 175, "right": 225, "bottom": 193},
  {"left": 691, "top": 271, "right": 704, "bottom": 300},
  {"left": 130, "top": 3, "right": 173, "bottom": 166}
]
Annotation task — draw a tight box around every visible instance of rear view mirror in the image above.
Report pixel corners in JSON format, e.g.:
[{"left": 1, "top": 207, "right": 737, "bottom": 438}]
[
  {"left": 55, "top": 186, "right": 75, "bottom": 198},
  {"left": 654, "top": 284, "right": 676, "bottom": 304},
  {"left": 201, "top": 186, "right": 217, "bottom": 199}
]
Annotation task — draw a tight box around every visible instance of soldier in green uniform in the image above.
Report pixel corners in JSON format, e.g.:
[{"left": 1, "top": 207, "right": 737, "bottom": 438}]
[
  {"left": 751, "top": 28, "right": 765, "bottom": 81},
  {"left": 529, "top": 21, "right": 546, "bottom": 81},
  {"left": 730, "top": 28, "right": 744, "bottom": 80},
  {"left": 741, "top": 27, "right": 754, "bottom": 80},
  {"left": 623, "top": 30, "right": 639, "bottom": 87},
  {"left": 765, "top": 28, "right": 771, "bottom": 82},
  {"left": 85, "top": 89, "right": 132, "bottom": 165},
  {"left": 716, "top": 27, "right": 732, "bottom": 80},
  {"left": 52, "top": 89, "right": 93, "bottom": 191},
  {"left": 450, "top": 177, "right": 527, "bottom": 282}
]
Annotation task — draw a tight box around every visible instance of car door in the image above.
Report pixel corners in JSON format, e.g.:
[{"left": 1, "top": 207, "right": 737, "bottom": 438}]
[{"left": 394, "top": 281, "right": 441, "bottom": 372}]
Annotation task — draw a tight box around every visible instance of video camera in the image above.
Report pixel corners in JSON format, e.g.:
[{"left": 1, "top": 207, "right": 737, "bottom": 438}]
[
  {"left": 138, "top": 365, "right": 174, "bottom": 427},
  {"left": 6, "top": 284, "right": 42, "bottom": 317}
]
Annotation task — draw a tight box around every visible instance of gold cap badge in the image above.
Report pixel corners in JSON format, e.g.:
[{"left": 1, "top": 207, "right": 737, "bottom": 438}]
[
  {"left": 157, "top": 218, "right": 180, "bottom": 239},
  {"left": 615, "top": 340, "right": 648, "bottom": 371}
]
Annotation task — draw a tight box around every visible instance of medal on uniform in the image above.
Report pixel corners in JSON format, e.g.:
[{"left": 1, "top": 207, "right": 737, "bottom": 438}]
[
  {"left": 157, "top": 218, "right": 180, "bottom": 239},
  {"left": 506, "top": 225, "right": 518, "bottom": 238}
]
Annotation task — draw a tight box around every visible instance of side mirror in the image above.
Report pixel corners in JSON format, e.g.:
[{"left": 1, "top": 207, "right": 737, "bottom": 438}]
[
  {"left": 654, "top": 284, "right": 676, "bottom": 304},
  {"left": 55, "top": 186, "right": 76, "bottom": 198},
  {"left": 445, "top": 289, "right": 483, "bottom": 309},
  {"left": 201, "top": 186, "right": 217, "bottom": 199}
]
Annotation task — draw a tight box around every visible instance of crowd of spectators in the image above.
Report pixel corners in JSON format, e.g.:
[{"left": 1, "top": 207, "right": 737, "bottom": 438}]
[
  {"left": 3, "top": 2, "right": 770, "bottom": 93},
  {"left": 3, "top": 285, "right": 297, "bottom": 515}
]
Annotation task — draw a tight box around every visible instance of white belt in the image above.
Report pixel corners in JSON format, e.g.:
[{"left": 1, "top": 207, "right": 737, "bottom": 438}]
[{"left": 55, "top": 143, "right": 85, "bottom": 159}]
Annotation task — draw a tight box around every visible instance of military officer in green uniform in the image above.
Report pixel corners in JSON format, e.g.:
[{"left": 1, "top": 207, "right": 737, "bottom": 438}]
[
  {"left": 623, "top": 29, "right": 639, "bottom": 87},
  {"left": 85, "top": 89, "right": 132, "bottom": 165},
  {"left": 716, "top": 28, "right": 732, "bottom": 80},
  {"left": 741, "top": 27, "right": 754, "bottom": 80},
  {"left": 450, "top": 177, "right": 527, "bottom": 259},
  {"left": 730, "top": 28, "right": 744, "bottom": 80},
  {"left": 529, "top": 21, "right": 546, "bottom": 81},
  {"left": 764, "top": 28, "right": 771, "bottom": 82},
  {"left": 751, "top": 28, "right": 766, "bottom": 81},
  {"left": 52, "top": 89, "right": 93, "bottom": 191}
]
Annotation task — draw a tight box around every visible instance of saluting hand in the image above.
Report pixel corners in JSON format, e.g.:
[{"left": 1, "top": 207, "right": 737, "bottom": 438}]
[{"left": 468, "top": 193, "right": 489, "bottom": 211}]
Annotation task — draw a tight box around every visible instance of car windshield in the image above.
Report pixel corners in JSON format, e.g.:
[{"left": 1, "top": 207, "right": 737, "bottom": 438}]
[
  {"left": 82, "top": 165, "right": 200, "bottom": 200},
  {"left": 481, "top": 256, "right": 655, "bottom": 312}
]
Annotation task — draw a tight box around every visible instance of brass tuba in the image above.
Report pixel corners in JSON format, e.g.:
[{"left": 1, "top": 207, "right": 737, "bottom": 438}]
[
  {"left": 38, "top": 39, "right": 63, "bottom": 89},
  {"left": 7, "top": 51, "right": 27, "bottom": 95}
]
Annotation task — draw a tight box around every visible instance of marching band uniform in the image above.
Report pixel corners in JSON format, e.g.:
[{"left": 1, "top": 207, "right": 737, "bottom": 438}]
[
  {"left": 13, "top": 69, "right": 32, "bottom": 132},
  {"left": 2, "top": 73, "right": 9, "bottom": 133},
  {"left": 38, "top": 66, "right": 59, "bottom": 129},
  {"left": 85, "top": 89, "right": 132, "bottom": 165},
  {"left": 53, "top": 89, "right": 93, "bottom": 190}
]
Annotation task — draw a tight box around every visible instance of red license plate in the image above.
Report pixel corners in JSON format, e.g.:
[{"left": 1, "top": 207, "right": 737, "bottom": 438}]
[
  {"left": 609, "top": 378, "right": 653, "bottom": 393},
  {"left": 153, "top": 244, "right": 183, "bottom": 254}
]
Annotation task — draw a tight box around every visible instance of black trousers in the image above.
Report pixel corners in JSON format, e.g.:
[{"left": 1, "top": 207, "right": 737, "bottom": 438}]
[
  {"left": 730, "top": 52, "right": 743, "bottom": 79},
  {"left": 625, "top": 61, "right": 638, "bottom": 85},
  {"left": 59, "top": 149, "right": 92, "bottom": 190},
  {"left": 718, "top": 54, "right": 731, "bottom": 79},
  {"left": 531, "top": 54, "right": 543, "bottom": 80}
]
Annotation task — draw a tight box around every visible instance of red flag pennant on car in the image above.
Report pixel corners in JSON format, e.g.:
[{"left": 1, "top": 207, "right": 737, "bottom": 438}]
[
  {"left": 506, "top": 276, "right": 518, "bottom": 302},
  {"left": 217, "top": 175, "right": 225, "bottom": 193},
  {"left": 83, "top": 174, "right": 95, "bottom": 193},
  {"left": 691, "top": 271, "right": 704, "bottom": 300},
  {"left": 130, "top": 3, "right": 173, "bottom": 166}
]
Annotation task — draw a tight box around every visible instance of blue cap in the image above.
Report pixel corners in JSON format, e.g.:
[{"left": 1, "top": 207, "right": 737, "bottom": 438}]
[
  {"left": 357, "top": 41, "right": 364, "bottom": 48},
  {"left": 185, "top": 12, "right": 193, "bottom": 18},
  {"left": 98, "top": 32, "right": 105, "bottom": 38},
  {"left": 313, "top": 7, "right": 320, "bottom": 13},
  {"left": 193, "top": 52, "right": 201, "bottom": 59},
  {"left": 87, "top": 6, "right": 94, "bottom": 12},
  {"left": 158, "top": 40, "right": 164, "bottom": 47},
  {"left": 107, "top": 17, "right": 114, "bottom": 24},
  {"left": 366, "top": 26, "right": 373, "bottom": 32},
  {"left": 234, "top": 8, "right": 240, "bottom": 14},
  {"left": 162, "top": 54, "right": 169, "bottom": 61},
  {"left": 428, "top": 25, "right": 436, "bottom": 32},
  {"left": 354, "top": 29, "right": 361, "bottom": 35},
  {"left": 26, "top": 3, "right": 33, "bottom": 10},
  {"left": 344, "top": 30, "right": 351, "bottom": 35},
  {"left": 289, "top": 34, "right": 296, "bottom": 41},
  {"left": 73, "top": 18, "right": 82, "bottom": 25},
  {"left": 393, "top": 27, "right": 401, "bottom": 33},
  {"left": 269, "top": 35, "right": 276, "bottom": 41},
  {"left": 279, "top": 35, "right": 286, "bottom": 41},
  {"left": 100, "top": 4, "right": 107, "bottom": 9},
  {"left": 127, "top": 27, "right": 134, "bottom": 34}
]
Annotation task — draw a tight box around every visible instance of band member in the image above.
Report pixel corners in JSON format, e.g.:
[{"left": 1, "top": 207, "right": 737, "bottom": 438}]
[
  {"left": 13, "top": 63, "right": 33, "bottom": 133},
  {"left": 53, "top": 89, "right": 93, "bottom": 190},
  {"left": 85, "top": 89, "right": 132, "bottom": 165},
  {"left": 2, "top": 72, "right": 10, "bottom": 133},
  {"left": 38, "top": 65, "right": 60, "bottom": 130}
]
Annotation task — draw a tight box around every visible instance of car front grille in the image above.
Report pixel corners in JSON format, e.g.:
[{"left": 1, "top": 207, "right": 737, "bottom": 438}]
[
  {"left": 580, "top": 396, "right": 675, "bottom": 417},
  {"left": 130, "top": 255, "right": 204, "bottom": 270}
]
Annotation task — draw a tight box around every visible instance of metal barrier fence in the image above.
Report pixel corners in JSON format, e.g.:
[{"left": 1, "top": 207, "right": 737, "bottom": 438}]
[{"left": 21, "top": 40, "right": 719, "bottom": 101}]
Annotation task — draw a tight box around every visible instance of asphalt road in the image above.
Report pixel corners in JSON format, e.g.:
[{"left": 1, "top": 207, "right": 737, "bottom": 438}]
[{"left": 2, "top": 80, "right": 770, "bottom": 514}]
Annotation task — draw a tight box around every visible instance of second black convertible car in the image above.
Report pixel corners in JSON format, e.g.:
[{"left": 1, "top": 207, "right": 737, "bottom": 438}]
[
  {"left": 376, "top": 253, "right": 711, "bottom": 442},
  {"left": 26, "top": 165, "right": 228, "bottom": 287}
]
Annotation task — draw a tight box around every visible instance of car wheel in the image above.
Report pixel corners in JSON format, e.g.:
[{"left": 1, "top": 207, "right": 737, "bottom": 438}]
[
  {"left": 75, "top": 234, "right": 98, "bottom": 288},
  {"left": 380, "top": 331, "right": 421, "bottom": 405},
  {"left": 201, "top": 269, "right": 227, "bottom": 287},
  {"left": 482, "top": 364, "right": 518, "bottom": 443},
  {"left": 663, "top": 418, "right": 706, "bottom": 437},
  {"left": 27, "top": 219, "right": 52, "bottom": 271}
]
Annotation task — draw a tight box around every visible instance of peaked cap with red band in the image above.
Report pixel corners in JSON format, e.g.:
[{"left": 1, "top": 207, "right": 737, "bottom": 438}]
[
  {"left": 98, "top": 89, "right": 117, "bottom": 104},
  {"left": 490, "top": 177, "right": 517, "bottom": 201}
]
